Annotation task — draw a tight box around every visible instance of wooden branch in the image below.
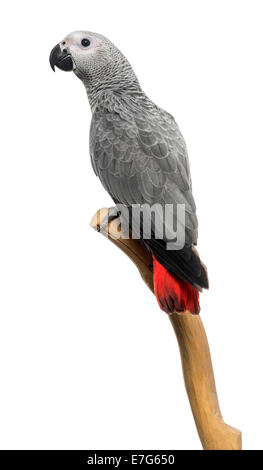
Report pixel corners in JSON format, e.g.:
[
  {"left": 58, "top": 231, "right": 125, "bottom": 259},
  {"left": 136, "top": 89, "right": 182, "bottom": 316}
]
[{"left": 90, "top": 208, "right": 242, "bottom": 450}]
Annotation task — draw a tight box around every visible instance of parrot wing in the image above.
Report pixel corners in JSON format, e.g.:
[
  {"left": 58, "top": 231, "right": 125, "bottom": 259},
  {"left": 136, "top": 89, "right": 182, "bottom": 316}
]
[
  {"left": 90, "top": 92, "right": 208, "bottom": 290},
  {"left": 90, "top": 92, "right": 198, "bottom": 246}
]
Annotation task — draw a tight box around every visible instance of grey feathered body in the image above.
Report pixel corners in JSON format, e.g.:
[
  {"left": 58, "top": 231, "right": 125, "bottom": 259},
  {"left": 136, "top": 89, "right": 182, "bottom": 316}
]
[
  {"left": 90, "top": 91, "right": 198, "bottom": 245},
  {"left": 85, "top": 40, "right": 207, "bottom": 289}
]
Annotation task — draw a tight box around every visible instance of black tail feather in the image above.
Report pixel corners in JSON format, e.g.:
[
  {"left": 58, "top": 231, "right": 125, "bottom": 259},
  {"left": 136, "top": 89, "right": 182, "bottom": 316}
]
[{"left": 144, "top": 237, "right": 209, "bottom": 290}]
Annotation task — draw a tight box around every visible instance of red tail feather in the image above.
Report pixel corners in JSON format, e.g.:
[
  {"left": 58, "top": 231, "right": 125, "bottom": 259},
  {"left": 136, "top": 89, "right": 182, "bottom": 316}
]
[{"left": 153, "top": 256, "right": 200, "bottom": 315}]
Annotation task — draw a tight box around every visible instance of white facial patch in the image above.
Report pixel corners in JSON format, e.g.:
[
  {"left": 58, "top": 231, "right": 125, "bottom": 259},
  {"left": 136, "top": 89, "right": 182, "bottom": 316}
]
[{"left": 63, "top": 31, "right": 102, "bottom": 56}]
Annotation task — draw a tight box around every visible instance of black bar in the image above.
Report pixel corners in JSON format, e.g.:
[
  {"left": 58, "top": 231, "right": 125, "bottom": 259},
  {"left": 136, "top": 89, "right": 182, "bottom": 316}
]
[{"left": 0, "top": 449, "right": 253, "bottom": 467}]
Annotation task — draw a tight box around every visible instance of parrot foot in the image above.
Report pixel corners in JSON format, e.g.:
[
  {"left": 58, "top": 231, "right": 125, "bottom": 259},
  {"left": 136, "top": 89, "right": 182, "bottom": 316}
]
[{"left": 96, "top": 206, "right": 121, "bottom": 234}]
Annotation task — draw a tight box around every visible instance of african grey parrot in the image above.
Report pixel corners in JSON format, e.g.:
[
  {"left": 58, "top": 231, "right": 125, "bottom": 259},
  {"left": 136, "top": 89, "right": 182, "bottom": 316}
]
[{"left": 49, "top": 31, "right": 209, "bottom": 314}]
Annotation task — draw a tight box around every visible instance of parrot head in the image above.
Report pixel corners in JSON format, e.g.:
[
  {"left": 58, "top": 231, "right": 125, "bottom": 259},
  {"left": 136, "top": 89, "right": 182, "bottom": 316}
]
[
  {"left": 50, "top": 31, "right": 140, "bottom": 105},
  {"left": 49, "top": 31, "right": 109, "bottom": 76}
]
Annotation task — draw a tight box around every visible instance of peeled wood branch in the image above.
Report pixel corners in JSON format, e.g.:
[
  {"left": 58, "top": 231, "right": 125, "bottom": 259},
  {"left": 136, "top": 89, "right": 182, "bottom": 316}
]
[{"left": 90, "top": 207, "right": 242, "bottom": 450}]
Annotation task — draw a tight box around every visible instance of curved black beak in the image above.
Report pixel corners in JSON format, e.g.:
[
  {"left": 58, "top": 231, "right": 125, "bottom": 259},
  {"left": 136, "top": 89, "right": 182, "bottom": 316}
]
[{"left": 49, "top": 44, "right": 74, "bottom": 72}]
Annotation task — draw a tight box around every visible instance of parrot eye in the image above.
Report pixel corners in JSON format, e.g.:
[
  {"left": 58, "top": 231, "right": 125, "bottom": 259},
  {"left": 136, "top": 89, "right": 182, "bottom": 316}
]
[{"left": 81, "top": 38, "right": 90, "bottom": 47}]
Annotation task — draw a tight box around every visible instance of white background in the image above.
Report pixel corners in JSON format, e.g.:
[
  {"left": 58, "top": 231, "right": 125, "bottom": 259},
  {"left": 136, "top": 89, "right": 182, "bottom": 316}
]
[{"left": 0, "top": 0, "right": 262, "bottom": 450}]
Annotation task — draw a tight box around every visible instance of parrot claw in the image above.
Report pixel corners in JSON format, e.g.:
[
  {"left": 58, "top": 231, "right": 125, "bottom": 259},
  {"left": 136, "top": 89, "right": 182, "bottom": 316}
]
[{"left": 96, "top": 206, "right": 121, "bottom": 234}]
